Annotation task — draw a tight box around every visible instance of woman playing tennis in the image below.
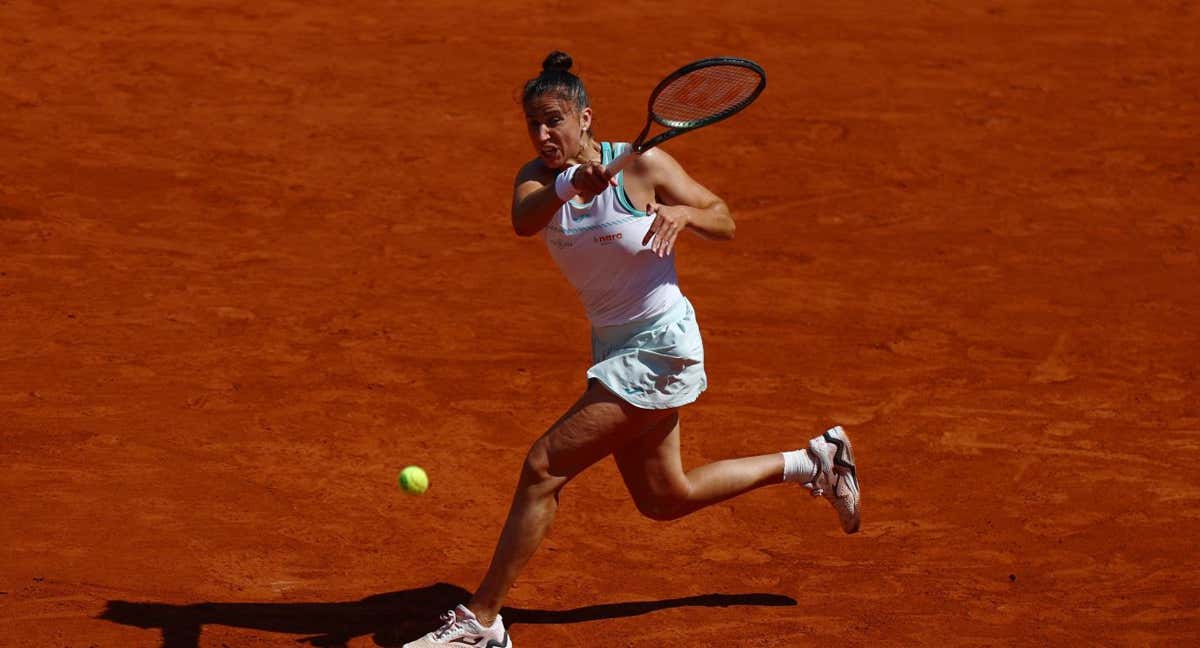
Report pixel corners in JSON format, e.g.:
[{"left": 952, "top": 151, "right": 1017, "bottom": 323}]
[{"left": 405, "top": 51, "right": 860, "bottom": 648}]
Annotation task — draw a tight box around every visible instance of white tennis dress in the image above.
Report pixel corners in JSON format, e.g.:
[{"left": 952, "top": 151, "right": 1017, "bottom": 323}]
[
  {"left": 540, "top": 142, "right": 707, "bottom": 409},
  {"left": 542, "top": 142, "right": 681, "bottom": 326}
]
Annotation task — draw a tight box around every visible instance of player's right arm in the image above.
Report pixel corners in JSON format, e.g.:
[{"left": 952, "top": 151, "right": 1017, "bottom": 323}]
[
  {"left": 511, "top": 160, "right": 614, "bottom": 237},
  {"left": 511, "top": 161, "right": 560, "bottom": 237}
]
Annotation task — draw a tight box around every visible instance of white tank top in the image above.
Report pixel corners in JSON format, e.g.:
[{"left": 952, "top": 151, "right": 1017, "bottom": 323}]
[{"left": 541, "top": 142, "right": 683, "bottom": 327}]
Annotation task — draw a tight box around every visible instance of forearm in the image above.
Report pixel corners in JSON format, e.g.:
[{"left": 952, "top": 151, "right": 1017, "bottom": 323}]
[
  {"left": 511, "top": 183, "right": 564, "bottom": 237},
  {"left": 682, "top": 200, "right": 735, "bottom": 240}
]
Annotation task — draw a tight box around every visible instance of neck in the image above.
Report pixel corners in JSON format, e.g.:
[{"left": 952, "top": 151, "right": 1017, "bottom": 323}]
[{"left": 566, "top": 138, "right": 601, "bottom": 166}]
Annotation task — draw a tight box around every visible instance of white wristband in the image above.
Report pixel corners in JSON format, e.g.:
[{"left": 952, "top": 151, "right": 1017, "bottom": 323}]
[{"left": 554, "top": 164, "right": 581, "bottom": 202}]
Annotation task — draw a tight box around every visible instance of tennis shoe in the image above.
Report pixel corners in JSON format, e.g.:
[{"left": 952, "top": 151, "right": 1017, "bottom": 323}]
[
  {"left": 403, "top": 604, "right": 511, "bottom": 647},
  {"left": 805, "top": 425, "right": 861, "bottom": 534}
]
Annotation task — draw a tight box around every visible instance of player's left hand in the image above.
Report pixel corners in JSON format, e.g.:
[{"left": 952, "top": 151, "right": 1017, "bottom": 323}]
[{"left": 642, "top": 203, "right": 690, "bottom": 258}]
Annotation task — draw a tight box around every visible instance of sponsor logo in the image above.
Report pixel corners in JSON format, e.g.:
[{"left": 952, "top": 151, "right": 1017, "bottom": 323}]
[
  {"left": 593, "top": 232, "right": 623, "bottom": 245},
  {"left": 448, "top": 634, "right": 509, "bottom": 647}
]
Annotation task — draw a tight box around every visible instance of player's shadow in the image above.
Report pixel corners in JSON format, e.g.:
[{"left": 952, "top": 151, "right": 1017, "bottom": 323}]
[{"left": 100, "top": 582, "right": 796, "bottom": 647}]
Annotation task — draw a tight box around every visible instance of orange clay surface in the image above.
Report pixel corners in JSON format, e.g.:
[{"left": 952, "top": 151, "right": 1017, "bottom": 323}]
[{"left": 2, "top": 1, "right": 1198, "bottom": 646}]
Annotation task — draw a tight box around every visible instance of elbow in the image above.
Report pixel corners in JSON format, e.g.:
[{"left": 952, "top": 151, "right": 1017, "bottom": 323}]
[
  {"left": 513, "top": 223, "right": 539, "bottom": 237},
  {"left": 713, "top": 200, "right": 735, "bottom": 240},
  {"left": 718, "top": 203, "right": 735, "bottom": 240},
  {"left": 511, "top": 214, "right": 537, "bottom": 237}
]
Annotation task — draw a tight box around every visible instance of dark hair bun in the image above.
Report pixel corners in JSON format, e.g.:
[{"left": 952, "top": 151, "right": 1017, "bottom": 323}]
[{"left": 542, "top": 51, "right": 573, "bottom": 73}]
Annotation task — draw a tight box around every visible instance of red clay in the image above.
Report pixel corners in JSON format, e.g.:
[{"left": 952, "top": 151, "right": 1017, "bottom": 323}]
[{"left": 2, "top": 1, "right": 1198, "bottom": 645}]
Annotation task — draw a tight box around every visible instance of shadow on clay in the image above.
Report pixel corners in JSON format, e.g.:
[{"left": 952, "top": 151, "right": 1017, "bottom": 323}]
[{"left": 100, "top": 582, "right": 796, "bottom": 647}]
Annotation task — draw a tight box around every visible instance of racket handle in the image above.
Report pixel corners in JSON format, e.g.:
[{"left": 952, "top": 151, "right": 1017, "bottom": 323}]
[{"left": 604, "top": 149, "right": 637, "bottom": 176}]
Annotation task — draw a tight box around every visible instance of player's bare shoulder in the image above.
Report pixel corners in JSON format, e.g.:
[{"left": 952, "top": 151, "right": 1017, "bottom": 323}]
[
  {"left": 631, "top": 147, "right": 688, "bottom": 185},
  {"left": 515, "top": 157, "right": 556, "bottom": 188}
]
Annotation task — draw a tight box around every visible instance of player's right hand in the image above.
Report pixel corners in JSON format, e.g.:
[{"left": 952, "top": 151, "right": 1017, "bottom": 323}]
[{"left": 571, "top": 161, "right": 617, "bottom": 200}]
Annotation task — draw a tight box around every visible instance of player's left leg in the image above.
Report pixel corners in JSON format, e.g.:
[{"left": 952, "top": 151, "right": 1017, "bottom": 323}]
[
  {"left": 613, "top": 412, "right": 787, "bottom": 521},
  {"left": 404, "top": 382, "right": 668, "bottom": 648},
  {"left": 614, "top": 414, "right": 861, "bottom": 532}
]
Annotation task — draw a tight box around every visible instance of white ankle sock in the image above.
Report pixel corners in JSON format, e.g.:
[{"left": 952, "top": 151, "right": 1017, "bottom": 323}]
[{"left": 781, "top": 449, "right": 817, "bottom": 483}]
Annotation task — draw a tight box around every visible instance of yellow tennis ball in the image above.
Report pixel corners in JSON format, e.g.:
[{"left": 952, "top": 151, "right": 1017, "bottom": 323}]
[{"left": 398, "top": 465, "right": 429, "bottom": 494}]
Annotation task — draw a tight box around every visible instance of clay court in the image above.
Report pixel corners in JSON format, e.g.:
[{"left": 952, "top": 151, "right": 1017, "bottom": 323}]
[{"left": 2, "top": 1, "right": 1198, "bottom": 645}]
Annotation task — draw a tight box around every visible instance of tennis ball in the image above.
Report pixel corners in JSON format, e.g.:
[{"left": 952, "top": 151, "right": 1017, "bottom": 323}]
[{"left": 398, "top": 465, "right": 429, "bottom": 494}]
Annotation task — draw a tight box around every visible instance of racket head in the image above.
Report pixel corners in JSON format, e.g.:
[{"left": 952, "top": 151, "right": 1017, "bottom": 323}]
[{"left": 647, "top": 57, "right": 767, "bottom": 133}]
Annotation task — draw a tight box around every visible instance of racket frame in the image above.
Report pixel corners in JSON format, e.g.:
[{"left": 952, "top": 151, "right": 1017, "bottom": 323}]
[{"left": 605, "top": 57, "right": 766, "bottom": 174}]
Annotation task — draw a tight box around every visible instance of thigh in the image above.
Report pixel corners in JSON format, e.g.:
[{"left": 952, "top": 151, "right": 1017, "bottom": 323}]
[
  {"left": 612, "top": 410, "right": 687, "bottom": 500},
  {"left": 533, "top": 380, "right": 672, "bottom": 480}
]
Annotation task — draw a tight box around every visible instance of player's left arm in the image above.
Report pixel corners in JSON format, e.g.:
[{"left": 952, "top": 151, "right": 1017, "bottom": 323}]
[{"left": 637, "top": 148, "right": 735, "bottom": 257}]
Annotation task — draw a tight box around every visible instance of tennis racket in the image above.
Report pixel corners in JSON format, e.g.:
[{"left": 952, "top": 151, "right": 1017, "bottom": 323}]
[{"left": 604, "top": 57, "right": 766, "bottom": 175}]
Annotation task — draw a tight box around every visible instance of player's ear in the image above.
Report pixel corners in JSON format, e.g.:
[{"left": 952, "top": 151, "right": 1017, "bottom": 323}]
[{"left": 578, "top": 106, "right": 593, "bottom": 133}]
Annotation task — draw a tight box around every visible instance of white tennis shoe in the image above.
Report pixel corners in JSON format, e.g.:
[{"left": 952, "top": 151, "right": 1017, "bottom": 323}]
[
  {"left": 403, "top": 604, "right": 511, "bottom": 648},
  {"left": 805, "top": 426, "right": 861, "bottom": 534}
]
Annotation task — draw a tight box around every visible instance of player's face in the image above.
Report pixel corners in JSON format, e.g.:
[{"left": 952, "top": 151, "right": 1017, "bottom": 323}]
[{"left": 524, "top": 94, "right": 591, "bottom": 169}]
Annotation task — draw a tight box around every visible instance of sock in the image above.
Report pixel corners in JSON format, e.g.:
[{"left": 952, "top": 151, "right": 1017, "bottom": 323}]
[{"left": 781, "top": 449, "right": 817, "bottom": 483}]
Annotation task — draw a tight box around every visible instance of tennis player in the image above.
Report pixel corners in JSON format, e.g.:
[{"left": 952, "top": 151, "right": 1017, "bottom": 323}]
[{"left": 404, "top": 51, "right": 860, "bottom": 648}]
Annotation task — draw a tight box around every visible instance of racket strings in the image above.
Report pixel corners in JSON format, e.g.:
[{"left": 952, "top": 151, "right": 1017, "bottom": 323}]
[{"left": 651, "top": 65, "right": 763, "bottom": 127}]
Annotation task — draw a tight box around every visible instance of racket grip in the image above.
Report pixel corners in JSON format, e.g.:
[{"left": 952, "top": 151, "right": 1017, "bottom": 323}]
[{"left": 604, "top": 149, "right": 637, "bottom": 176}]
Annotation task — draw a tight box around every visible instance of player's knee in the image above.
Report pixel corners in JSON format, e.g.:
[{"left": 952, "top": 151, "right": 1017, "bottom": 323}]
[
  {"left": 634, "top": 496, "right": 683, "bottom": 521},
  {"left": 519, "top": 446, "right": 564, "bottom": 496},
  {"left": 632, "top": 498, "right": 669, "bottom": 521},
  {"left": 633, "top": 485, "right": 691, "bottom": 522},
  {"left": 519, "top": 451, "right": 551, "bottom": 485}
]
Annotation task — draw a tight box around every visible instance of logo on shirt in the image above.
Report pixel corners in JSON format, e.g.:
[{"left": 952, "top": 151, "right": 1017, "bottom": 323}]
[{"left": 594, "top": 232, "right": 623, "bottom": 245}]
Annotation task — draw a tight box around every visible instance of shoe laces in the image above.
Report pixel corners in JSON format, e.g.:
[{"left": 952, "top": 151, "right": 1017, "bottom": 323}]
[
  {"left": 804, "top": 438, "right": 837, "bottom": 497},
  {"left": 433, "top": 608, "right": 471, "bottom": 640},
  {"left": 806, "top": 479, "right": 826, "bottom": 498},
  {"left": 804, "top": 462, "right": 831, "bottom": 497}
]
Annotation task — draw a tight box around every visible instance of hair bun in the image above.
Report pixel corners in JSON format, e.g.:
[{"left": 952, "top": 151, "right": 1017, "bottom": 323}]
[{"left": 541, "top": 51, "right": 573, "bottom": 73}]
